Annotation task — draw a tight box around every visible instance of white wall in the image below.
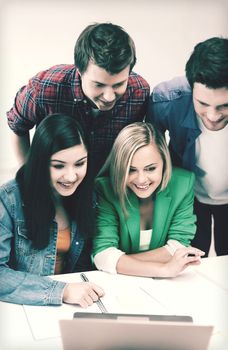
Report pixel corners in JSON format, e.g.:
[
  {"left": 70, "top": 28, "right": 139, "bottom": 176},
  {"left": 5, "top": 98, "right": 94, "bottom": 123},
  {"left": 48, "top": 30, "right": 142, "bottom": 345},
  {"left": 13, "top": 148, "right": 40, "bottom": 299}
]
[{"left": 1, "top": 0, "right": 228, "bottom": 184}]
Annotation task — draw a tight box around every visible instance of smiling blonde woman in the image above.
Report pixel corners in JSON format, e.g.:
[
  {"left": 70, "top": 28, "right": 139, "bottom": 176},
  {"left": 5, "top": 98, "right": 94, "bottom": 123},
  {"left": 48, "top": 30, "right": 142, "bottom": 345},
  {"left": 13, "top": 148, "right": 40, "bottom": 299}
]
[{"left": 93, "top": 122, "right": 205, "bottom": 278}]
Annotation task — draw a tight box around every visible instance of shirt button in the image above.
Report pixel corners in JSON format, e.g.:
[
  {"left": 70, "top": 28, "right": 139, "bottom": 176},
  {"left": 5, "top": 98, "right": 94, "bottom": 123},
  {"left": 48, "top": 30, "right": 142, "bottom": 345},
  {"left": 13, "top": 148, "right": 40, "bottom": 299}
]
[
  {"left": 83, "top": 100, "right": 87, "bottom": 104},
  {"left": 75, "top": 241, "right": 79, "bottom": 245}
]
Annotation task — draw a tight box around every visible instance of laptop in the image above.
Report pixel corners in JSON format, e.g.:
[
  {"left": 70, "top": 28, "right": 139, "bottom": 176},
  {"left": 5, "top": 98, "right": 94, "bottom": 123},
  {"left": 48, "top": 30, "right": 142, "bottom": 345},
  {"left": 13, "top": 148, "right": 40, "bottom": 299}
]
[{"left": 59, "top": 313, "right": 213, "bottom": 350}]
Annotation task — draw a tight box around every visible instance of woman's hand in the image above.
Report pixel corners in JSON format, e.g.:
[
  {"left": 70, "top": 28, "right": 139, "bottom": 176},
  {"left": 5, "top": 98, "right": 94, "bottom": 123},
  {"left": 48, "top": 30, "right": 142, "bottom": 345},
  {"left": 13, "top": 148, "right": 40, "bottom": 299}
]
[
  {"left": 162, "top": 247, "right": 205, "bottom": 278},
  {"left": 63, "top": 282, "right": 105, "bottom": 308}
]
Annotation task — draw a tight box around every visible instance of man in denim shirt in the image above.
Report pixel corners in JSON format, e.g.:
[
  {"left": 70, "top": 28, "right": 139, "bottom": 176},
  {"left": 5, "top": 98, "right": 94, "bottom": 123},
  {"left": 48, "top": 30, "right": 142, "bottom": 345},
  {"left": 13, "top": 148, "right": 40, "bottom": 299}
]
[{"left": 147, "top": 37, "right": 228, "bottom": 257}]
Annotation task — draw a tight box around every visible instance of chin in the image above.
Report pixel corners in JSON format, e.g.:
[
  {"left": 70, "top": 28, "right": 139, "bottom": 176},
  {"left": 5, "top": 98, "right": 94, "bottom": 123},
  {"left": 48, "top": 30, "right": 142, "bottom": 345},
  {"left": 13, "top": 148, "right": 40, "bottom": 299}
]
[
  {"left": 99, "top": 105, "right": 114, "bottom": 111},
  {"left": 134, "top": 190, "right": 154, "bottom": 199}
]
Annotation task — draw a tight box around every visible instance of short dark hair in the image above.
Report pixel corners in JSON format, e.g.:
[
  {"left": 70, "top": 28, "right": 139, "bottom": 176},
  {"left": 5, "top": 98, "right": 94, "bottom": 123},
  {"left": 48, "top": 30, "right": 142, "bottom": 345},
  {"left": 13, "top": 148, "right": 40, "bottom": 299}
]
[
  {"left": 185, "top": 37, "right": 228, "bottom": 89},
  {"left": 16, "top": 113, "right": 94, "bottom": 249},
  {"left": 74, "top": 22, "right": 136, "bottom": 75}
]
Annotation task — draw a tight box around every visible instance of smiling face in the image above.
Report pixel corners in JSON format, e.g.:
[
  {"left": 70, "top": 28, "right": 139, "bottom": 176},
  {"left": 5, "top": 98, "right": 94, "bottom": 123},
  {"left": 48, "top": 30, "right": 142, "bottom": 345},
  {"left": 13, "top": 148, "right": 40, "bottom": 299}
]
[
  {"left": 126, "top": 144, "right": 163, "bottom": 200},
  {"left": 50, "top": 144, "right": 88, "bottom": 197},
  {"left": 79, "top": 60, "right": 130, "bottom": 111},
  {"left": 193, "top": 83, "right": 228, "bottom": 131}
]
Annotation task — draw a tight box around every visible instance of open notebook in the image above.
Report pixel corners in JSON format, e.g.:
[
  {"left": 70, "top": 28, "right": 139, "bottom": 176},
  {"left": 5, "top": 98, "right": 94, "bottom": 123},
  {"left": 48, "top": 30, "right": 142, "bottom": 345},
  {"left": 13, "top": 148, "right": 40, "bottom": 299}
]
[{"left": 59, "top": 312, "right": 213, "bottom": 350}]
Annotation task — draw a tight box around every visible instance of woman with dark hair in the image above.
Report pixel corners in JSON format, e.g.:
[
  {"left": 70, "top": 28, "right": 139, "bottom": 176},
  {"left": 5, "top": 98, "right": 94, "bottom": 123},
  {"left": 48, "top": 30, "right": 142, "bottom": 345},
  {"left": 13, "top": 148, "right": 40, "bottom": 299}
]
[{"left": 0, "top": 113, "right": 104, "bottom": 306}]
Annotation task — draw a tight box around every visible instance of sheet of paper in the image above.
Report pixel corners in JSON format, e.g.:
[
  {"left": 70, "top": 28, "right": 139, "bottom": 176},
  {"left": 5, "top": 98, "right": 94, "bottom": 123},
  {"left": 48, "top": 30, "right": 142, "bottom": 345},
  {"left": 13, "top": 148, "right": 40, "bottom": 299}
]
[
  {"left": 23, "top": 272, "right": 100, "bottom": 340},
  {"left": 23, "top": 270, "right": 167, "bottom": 340},
  {"left": 193, "top": 255, "right": 228, "bottom": 292},
  {"left": 139, "top": 268, "right": 228, "bottom": 335}
]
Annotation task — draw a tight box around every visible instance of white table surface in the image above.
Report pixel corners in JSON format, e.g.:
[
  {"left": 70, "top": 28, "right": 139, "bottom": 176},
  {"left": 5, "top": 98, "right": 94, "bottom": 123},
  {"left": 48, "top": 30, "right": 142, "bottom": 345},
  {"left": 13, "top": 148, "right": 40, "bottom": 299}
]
[{"left": 0, "top": 256, "right": 227, "bottom": 350}]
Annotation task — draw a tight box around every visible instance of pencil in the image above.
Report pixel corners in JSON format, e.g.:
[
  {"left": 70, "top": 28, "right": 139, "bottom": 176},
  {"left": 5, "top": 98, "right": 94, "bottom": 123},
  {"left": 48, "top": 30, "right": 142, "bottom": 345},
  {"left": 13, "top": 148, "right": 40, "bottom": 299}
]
[{"left": 80, "top": 273, "right": 108, "bottom": 313}]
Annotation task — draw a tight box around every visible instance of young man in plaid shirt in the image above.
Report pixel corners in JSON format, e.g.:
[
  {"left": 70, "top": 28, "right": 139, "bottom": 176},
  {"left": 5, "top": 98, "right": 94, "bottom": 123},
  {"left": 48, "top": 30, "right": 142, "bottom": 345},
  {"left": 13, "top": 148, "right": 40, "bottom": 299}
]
[{"left": 7, "top": 22, "right": 150, "bottom": 176}]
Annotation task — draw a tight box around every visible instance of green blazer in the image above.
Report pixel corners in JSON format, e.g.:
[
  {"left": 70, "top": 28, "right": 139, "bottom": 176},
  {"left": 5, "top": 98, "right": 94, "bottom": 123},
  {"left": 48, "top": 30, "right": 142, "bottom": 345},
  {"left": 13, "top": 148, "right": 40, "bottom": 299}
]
[{"left": 93, "top": 167, "right": 196, "bottom": 256}]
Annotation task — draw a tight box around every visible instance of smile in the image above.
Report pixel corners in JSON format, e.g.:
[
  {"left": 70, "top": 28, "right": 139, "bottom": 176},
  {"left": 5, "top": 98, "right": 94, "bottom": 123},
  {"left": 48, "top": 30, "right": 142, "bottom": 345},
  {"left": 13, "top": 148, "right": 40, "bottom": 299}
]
[
  {"left": 134, "top": 184, "right": 150, "bottom": 190},
  {"left": 57, "top": 182, "right": 76, "bottom": 189},
  {"left": 100, "top": 100, "right": 116, "bottom": 106}
]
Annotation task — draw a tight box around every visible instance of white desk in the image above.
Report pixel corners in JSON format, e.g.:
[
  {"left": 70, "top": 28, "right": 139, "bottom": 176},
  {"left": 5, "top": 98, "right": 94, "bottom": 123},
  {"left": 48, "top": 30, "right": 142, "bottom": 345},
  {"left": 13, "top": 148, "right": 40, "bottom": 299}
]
[{"left": 0, "top": 256, "right": 227, "bottom": 350}]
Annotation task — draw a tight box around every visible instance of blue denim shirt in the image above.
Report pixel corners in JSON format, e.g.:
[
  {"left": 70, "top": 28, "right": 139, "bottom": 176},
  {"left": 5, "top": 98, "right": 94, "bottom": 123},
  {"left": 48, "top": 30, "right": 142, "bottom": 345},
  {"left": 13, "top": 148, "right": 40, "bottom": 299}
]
[
  {"left": 0, "top": 179, "right": 92, "bottom": 305},
  {"left": 146, "top": 76, "right": 202, "bottom": 174}
]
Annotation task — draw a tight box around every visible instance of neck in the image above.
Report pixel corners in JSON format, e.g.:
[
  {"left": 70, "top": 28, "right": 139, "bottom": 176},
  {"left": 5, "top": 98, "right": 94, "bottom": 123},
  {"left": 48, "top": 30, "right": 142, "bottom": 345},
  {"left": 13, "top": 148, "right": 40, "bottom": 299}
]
[{"left": 139, "top": 194, "right": 154, "bottom": 207}]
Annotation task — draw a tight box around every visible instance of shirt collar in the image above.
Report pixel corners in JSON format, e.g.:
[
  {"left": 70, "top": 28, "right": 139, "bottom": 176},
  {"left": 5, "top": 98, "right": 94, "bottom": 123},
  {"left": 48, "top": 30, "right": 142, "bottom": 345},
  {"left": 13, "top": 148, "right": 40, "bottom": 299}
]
[{"left": 71, "top": 68, "right": 85, "bottom": 102}]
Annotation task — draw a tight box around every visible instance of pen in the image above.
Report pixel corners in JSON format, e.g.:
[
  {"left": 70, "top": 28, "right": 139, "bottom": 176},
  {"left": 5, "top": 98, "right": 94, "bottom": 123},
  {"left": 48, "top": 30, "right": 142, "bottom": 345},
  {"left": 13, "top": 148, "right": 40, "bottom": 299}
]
[{"left": 80, "top": 273, "right": 108, "bottom": 313}]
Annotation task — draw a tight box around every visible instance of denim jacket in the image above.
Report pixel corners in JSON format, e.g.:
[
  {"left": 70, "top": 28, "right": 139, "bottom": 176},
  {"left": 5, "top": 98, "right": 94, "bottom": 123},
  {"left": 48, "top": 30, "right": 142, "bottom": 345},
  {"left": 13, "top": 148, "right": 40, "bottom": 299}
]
[
  {"left": 146, "top": 76, "right": 202, "bottom": 174},
  {"left": 0, "top": 179, "right": 92, "bottom": 305}
]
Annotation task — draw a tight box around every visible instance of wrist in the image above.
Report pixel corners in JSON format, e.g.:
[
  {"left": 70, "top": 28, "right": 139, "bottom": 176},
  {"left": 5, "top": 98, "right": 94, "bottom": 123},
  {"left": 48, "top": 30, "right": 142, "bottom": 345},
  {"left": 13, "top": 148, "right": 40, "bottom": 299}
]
[
  {"left": 63, "top": 283, "right": 70, "bottom": 302},
  {"left": 159, "top": 263, "right": 170, "bottom": 278}
]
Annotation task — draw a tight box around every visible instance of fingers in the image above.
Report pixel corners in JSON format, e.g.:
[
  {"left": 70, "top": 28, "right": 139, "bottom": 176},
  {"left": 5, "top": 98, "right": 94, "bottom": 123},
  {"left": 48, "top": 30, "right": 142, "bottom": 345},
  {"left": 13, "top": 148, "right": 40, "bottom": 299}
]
[
  {"left": 90, "top": 283, "right": 105, "bottom": 298},
  {"left": 174, "top": 246, "right": 205, "bottom": 259},
  {"left": 166, "top": 246, "right": 205, "bottom": 277},
  {"left": 172, "top": 246, "right": 205, "bottom": 272},
  {"left": 78, "top": 283, "right": 105, "bottom": 308},
  {"left": 63, "top": 282, "right": 105, "bottom": 307},
  {"left": 186, "top": 246, "right": 205, "bottom": 257}
]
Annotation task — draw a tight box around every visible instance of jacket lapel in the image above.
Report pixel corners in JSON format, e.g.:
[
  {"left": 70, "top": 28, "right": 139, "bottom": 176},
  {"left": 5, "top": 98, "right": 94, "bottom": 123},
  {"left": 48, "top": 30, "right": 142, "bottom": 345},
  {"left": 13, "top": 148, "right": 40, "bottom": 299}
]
[
  {"left": 125, "top": 194, "right": 141, "bottom": 252},
  {"left": 125, "top": 187, "right": 172, "bottom": 252},
  {"left": 150, "top": 188, "right": 172, "bottom": 249}
]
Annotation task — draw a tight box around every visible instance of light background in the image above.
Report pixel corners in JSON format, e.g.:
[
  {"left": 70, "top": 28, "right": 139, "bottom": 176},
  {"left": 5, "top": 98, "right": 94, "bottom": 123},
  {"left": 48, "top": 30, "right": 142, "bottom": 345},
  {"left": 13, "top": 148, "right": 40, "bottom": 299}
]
[{"left": 0, "top": 0, "right": 228, "bottom": 184}]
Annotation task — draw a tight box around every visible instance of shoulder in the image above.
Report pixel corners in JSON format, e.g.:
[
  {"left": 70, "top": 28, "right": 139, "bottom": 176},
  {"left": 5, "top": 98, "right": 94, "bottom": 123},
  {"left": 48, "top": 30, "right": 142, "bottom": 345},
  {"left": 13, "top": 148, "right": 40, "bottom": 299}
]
[
  {"left": 0, "top": 178, "right": 19, "bottom": 194},
  {"left": 95, "top": 177, "right": 113, "bottom": 193},
  {"left": 152, "top": 76, "right": 192, "bottom": 103},
  {"left": 95, "top": 177, "right": 119, "bottom": 201},
  {"left": 128, "top": 71, "right": 150, "bottom": 91},
  {"left": 168, "top": 167, "right": 195, "bottom": 190},
  {"left": 0, "top": 179, "right": 21, "bottom": 204},
  {"left": 31, "top": 64, "right": 76, "bottom": 84}
]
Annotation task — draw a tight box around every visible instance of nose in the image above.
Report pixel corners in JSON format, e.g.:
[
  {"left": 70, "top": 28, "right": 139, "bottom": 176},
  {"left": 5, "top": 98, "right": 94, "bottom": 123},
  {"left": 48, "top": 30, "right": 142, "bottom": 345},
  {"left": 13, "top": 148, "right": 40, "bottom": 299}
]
[
  {"left": 207, "top": 108, "right": 222, "bottom": 122},
  {"left": 136, "top": 171, "right": 147, "bottom": 184},
  {"left": 103, "top": 87, "right": 115, "bottom": 102},
  {"left": 64, "top": 167, "right": 77, "bottom": 182}
]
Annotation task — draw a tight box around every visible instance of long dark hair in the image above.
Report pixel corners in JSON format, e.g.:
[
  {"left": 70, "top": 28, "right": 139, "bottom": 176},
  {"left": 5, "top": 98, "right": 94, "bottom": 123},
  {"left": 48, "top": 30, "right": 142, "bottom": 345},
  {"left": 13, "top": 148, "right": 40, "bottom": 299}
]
[{"left": 16, "top": 113, "right": 94, "bottom": 249}]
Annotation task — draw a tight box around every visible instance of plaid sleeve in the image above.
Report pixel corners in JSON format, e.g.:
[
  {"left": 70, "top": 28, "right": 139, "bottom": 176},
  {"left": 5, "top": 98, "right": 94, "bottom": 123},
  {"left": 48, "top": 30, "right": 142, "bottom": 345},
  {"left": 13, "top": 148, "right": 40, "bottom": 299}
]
[{"left": 7, "top": 76, "right": 43, "bottom": 136}]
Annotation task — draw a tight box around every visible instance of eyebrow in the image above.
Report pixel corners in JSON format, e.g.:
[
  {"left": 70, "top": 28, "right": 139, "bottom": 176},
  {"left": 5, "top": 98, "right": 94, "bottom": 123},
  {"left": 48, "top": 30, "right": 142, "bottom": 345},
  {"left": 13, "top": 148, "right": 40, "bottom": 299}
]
[
  {"left": 92, "top": 79, "right": 127, "bottom": 85},
  {"left": 50, "top": 156, "right": 88, "bottom": 164},
  {"left": 195, "top": 98, "right": 228, "bottom": 108},
  {"left": 130, "top": 163, "right": 157, "bottom": 169}
]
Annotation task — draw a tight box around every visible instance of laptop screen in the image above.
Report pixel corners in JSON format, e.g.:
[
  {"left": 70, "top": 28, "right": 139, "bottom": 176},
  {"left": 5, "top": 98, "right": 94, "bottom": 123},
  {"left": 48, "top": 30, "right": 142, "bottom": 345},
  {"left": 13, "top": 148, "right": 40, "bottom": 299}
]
[{"left": 59, "top": 313, "right": 213, "bottom": 350}]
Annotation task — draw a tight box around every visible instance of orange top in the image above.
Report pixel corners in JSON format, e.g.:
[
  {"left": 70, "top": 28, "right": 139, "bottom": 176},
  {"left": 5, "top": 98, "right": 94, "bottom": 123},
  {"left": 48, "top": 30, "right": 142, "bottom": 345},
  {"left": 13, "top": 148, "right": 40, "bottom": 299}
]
[{"left": 54, "top": 227, "right": 71, "bottom": 274}]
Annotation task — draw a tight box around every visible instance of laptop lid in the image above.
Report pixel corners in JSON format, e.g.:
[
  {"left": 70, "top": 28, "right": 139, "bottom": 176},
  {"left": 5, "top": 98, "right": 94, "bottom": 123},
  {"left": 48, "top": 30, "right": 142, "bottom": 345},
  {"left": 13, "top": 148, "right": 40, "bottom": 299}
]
[{"left": 59, "top": 313, "right": 213, "bottom": 350}]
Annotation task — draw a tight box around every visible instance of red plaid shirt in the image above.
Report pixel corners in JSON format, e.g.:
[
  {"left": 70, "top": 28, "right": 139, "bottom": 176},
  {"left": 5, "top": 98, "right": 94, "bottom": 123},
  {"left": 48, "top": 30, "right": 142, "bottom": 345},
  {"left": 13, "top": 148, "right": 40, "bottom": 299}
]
[{"left": 7, "top": 64, "right": 150, "bottom": 175}]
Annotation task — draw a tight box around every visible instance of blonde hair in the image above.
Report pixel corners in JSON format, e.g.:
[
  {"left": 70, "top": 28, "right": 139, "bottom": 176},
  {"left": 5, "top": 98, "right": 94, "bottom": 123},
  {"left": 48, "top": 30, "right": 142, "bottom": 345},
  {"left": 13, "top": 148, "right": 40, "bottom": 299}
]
[{"left": 98, "top": 122, "right": 172, "bottom": 215}]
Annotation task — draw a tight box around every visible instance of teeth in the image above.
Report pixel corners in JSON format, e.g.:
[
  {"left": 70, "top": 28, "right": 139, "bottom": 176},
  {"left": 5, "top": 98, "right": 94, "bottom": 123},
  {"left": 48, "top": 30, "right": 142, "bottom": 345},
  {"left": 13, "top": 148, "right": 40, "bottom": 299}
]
[
  {"left": 135, "top": 184, "right": 149, "bottom": 190},
  {"left": 59, "top": 182, "right": 74, "bottom": 188}
]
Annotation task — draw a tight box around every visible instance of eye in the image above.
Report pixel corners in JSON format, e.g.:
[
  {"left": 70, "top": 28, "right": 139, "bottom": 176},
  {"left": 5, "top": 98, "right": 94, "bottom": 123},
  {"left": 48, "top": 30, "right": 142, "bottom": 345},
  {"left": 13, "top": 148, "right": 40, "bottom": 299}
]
[
  {"left": 75, "top": 160, "right": 87, "bottom": 167},
  {"left": 113, "top": 82, "right": 124, "bottom": 89},
  {"left": 199, "top": 101, "right": 208, "bottom": 107},
  {"left": 51, "top": 164, "right": 64, "bottom": 169},
  {"left": 95, "top": 83, "right": 105, "bottom": 88},
  {"left": 146, "top": 166, "right": 156, "bottom": 172},
  {"left": 218, "top": 104, "right": 228, "bottom": 110},
  {"left": 129, "top": 168, "right": 136, "bottom": 173}
]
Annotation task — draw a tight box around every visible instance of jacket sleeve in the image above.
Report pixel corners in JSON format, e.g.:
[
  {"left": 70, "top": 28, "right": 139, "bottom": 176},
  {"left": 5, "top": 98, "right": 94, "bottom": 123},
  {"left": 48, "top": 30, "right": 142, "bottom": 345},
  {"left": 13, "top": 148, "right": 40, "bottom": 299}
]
[
  {"left": 93, "top": 179, "right": 121, "bottom": 258},
  {"left": 0, "top": 191, "right": 66, "bottom": 306},
  {"left": 166, "top": 171, "right": 196, "bottom": 246}
]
